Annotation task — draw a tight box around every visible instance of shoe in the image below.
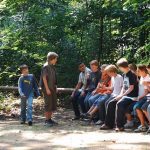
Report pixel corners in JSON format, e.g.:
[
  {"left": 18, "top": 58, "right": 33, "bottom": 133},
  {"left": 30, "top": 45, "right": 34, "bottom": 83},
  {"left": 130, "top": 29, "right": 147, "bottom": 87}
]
[
  {"left": 49, "top": 119, "right": 58, "bottom": 125},
  {"left": 100, "top": 124, "right": 111, "bottom": 130},
  {"left": 84, "top": 113, "right": 91, "bottom": 119},
  {"left": 115, "top": 127, "right": 124, "bottom": 132},
  {"left": 124, "top": 121, "right": 134, "bottom": 129},
  {"left": 72, "top": 116, "right": 80, "bottom": 121},
  {"left": 80, "top": 113, "right": 87, "bottom": 119},
  {"left": 134, "top": 125, "right": 147, "bottom": 133},
  {"left": 28, "top": 121, "right": 32, "bottom": 126},
  {"left": 95, "top": 120, "right": 104, "bottom": 125},
  {"left": 20, "top": 121, "right": 25, "bottom": 124},
  {"left": 146, "top": 127, "right": 150, "bottom": 134},
  {"left": 44, "top": 120, "right": 53, "bottom": 127}
]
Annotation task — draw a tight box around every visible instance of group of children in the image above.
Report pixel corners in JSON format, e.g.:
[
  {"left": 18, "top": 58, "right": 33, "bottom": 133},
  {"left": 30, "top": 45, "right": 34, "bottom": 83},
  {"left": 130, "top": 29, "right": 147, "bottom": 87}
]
[
  {"left": 71, "top": 59, "right": 150, "bottom": 133},
  {"left": 18, "top": 52, "right": 58, "bottom": 126},
  {"left": 18, "top": 52, "right": 150, "bottom": 133}
]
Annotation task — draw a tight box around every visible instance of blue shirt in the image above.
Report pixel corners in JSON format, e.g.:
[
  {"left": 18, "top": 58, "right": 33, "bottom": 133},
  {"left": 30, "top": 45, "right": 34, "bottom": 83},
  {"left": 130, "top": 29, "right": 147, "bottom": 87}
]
[{"left": 18, "top": 74, "right": 40, "bottom": 98}]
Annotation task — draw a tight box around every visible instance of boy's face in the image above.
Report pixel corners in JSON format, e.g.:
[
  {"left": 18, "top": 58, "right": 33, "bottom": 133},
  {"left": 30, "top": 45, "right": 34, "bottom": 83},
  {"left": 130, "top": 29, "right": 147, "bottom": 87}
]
[
  {"left": 50, "top": 58, "right": 58, "bottom": 65},
  {"left": 119, "top": 67, "right": 128, "bottom": 73},
  {"left": 107, "top": 71, "right": 115, "bottom": 77},
  {"left": 90, "top": 64, "right": 98, "bottom": 72},
  {"left": 101, "top": 70, "right": 109, "bottom": 80},
  {"left": 22, "top": 68, "right": 29, "bottom": 75},
  {"left": 79, "top": 64, "right": 86, "bottom": 72},
  {"left": 137, "top": 69, "right": 146, "bottom": 77}
]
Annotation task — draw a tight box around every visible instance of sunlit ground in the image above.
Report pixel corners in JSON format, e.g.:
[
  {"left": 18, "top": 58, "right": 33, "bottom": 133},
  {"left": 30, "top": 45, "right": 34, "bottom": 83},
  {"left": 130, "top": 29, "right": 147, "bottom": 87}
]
[{"left": 0, "top": 109, "right": 150, "bottom": 150}]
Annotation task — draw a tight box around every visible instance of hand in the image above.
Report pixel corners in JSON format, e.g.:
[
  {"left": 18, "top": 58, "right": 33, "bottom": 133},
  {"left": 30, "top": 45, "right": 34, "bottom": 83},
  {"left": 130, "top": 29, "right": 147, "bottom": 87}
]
[
  {"left": 81, "top": 91, "right": 85, "bottom": 96},
  {"left": 133, "top": 97, "right": 138, "bottom": 101},
  {"left": 71, "top": 91, "right": 75, "bottom": 98},
  {"left": 115, "top": 95, "right": 122, "bottom": 101},
  {"left": 37, "top": 96, "right": 42, "bottom": 100},
  {"left": 46, "top": 89, "right": 51, "bottom": 95},
  {"left": 92, "top": 90, "right": 96, "bottom": 95}
]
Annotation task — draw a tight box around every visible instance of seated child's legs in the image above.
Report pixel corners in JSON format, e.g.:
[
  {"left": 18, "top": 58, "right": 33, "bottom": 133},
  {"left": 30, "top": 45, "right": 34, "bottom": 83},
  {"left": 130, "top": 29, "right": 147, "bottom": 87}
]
[
  {"left": 84, "top": 92, "right": 92, "bottom": 111},
  {"left": 27, "top": 94, "right": 34, "bottom": 122},
  {"left": 105, "top": 95, "right": 115, "bottom": 109},
  {"left": 148, "top": 104, "right": 150, "bottom": 122},
  {"left": 142, "top": 101, "right": 150, "bottom": 122},
  {"left": 105, "top": 99, "right": 118, "bottom": 128},
  {"left": 88, "top": 94, "right": 101, "bottom": 107},
  {"left": 71, "top": 90, "right": 82, "bottom": 117},
  {"left": 133, "top": 97, "right": 147, "bottom": 115},
  {"left": 97, "top": 94, "right": 111, "bottom": 121},
  {"left": 78, "top": 93, "right": 87, "bottom": 114},
  {"left": 116, "top": 97, "right": 134, "bottom": 128}
]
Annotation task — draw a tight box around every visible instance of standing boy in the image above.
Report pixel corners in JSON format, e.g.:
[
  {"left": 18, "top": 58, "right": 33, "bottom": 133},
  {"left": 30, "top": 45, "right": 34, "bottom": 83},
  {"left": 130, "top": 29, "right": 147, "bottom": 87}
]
[
  {"left": 40, "top": 52, "right": 58, "bottom": 127},
  {"left": 18, "top": 65, "right": 40, "bottom": 126}
]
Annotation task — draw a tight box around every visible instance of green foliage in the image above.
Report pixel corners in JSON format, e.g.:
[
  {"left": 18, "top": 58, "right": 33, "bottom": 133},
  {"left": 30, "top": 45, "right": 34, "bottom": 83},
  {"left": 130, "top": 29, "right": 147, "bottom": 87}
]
[{"left": 0, "top": 0, "right": 149, "bottom": 87}]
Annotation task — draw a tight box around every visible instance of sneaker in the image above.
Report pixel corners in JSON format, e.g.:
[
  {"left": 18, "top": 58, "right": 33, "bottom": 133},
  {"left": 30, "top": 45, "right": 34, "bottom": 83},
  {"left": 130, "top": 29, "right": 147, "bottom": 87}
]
[
  {"left": 115, "top": 127, "right": 124, "bottom": 132},
  {"left": 95, "top": 120, "right": 104, "bottom": 125},
  {"left": 84, "top": 113, "right": 91, "bottom": 119},
  {"left": 134, "top": 125, "right": 147, "bottom": 133},
  {"left": 28, "top": 121, "right": 32, "bottom": 126},
  {"left": 20, "top": 121, "right": 25, "bottom": 124},
  {"left": 100, "top": 124, "right": 111, "bottom": 130},
  {"left": 146, "top": 127, "right": 150, "bottom": 134},
  {"left": 44, "top": 120, "right": 53, "bottom": 127},
  {"left": 124, "top": 121, "right": 134, "bottom": 129},
  {"left": 49, "top": 119, "right": 58, "bottom": 125}
]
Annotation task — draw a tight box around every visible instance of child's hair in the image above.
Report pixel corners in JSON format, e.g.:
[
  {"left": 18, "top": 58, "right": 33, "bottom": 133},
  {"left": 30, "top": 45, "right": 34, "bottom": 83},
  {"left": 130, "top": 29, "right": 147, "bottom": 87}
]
[
  {"left": 105, "top": 65, "right": 118, "bottom": 73},
  {"left": 90, "top": 60, "right": 99, "bottom": 67},
  {"left": 117, "top": 58, "right": 128, "bottom": 68},
  {"left": 137, "top": 64, "right": 148, "bottom": 73},
  {"left": 101, "top": 64, "right": 108, "bottom": 70},
  {"left": 47, "top": 52, "right": 58, "bottom": 61},
  {"left": 147, "top": 64, "right": 150, "bottom": 69},
  {"left": 78, "top": 62, "right": 85, "bottom": 66},
  {"left": 19, "top": 64, "right": 28, "bottom": 72},
  {"left": 129, "top": 63, "right": 137, "bottom": 72}
]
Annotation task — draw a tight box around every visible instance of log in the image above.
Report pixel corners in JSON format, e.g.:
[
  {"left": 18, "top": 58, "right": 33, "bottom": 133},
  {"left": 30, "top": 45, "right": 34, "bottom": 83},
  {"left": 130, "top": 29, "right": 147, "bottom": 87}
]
[{"left": 0, "top": 86, "right": 74, "bottom": 94}]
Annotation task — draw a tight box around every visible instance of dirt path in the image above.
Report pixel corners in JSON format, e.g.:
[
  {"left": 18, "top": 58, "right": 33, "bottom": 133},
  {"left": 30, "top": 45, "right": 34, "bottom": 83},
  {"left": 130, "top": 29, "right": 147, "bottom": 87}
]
[{"left": 0, "top": 108, "right": 150, "bottom": 150}]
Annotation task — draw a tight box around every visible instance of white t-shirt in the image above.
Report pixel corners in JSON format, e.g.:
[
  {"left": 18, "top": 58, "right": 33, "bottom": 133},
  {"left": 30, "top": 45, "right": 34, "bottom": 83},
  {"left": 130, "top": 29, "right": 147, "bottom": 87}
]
[
  {"left": 78, "top": 67, "right": 91, "bottom": 90},
  {"left": 111, "top": 74, "right": 123, "bottom": 96},
  {"left": 141, "top": 74, "right": 150, "bottom": 97}
]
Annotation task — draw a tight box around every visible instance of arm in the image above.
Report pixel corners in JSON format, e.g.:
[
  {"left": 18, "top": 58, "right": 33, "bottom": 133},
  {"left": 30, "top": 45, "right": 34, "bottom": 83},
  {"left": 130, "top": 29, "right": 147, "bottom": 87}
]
[
  {"left": 18, "top": 77, "right": 24, "bottom": 97},
  {"left": 43, "top": 75, "right": 51, "bottom": 95},
  {"left": 42, "top": 66, "right": 51, "bottom": 95},
  {"left": 135, "top": 89, "right": 149, "bottom": 101}
]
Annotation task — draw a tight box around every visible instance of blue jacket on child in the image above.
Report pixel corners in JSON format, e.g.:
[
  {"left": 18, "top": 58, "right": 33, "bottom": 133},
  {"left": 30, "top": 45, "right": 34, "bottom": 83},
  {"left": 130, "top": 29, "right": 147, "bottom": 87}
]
[{"left": 18, "top": 74, "right": 40, "bottom": 98}]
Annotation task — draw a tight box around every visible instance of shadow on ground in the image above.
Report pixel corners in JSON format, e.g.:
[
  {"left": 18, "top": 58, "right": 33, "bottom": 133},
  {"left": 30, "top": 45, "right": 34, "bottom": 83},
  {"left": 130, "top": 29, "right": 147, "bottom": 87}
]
[{"left": 0, "top": 109, "right": 150, "bottom": 150}]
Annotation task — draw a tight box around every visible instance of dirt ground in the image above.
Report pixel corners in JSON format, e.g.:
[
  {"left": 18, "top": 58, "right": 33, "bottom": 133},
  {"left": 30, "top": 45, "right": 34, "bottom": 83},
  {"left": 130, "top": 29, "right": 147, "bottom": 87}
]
[{"left": 0, "top": 108, "right": 150, "bottom": 150}]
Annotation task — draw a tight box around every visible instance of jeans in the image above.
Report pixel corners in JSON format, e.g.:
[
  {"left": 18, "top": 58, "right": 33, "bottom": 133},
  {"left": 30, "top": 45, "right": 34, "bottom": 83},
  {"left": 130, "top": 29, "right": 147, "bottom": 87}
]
[
  {"left": 20, "top": 93, "right": 34, "bottom": 122},
  {"left": 84, "top": 92, "right": 93, "bottom": 111},
  {"left": 116, "top": 96, "right": 135, "bottom": 128},
  {"left": 88, "top": 94, "right": 101, "bottom": 107},
  {"left": 147, "top": 104, "right": 150, "bottom": 122},
  {"left": 105, "top": 98, "right": 117, "bottom": 128},
  {"left": 96, "top": 94, "right": 111, "bottom": 121},
  {"left": 71, "top": 90, "right": 87, "bottom": 117},
  {"left": 133, "top": 97, "right": 147, "bottom": 115}
]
